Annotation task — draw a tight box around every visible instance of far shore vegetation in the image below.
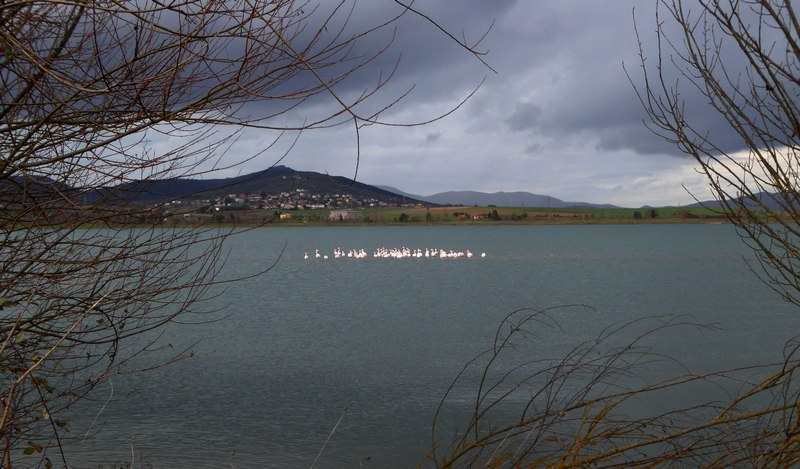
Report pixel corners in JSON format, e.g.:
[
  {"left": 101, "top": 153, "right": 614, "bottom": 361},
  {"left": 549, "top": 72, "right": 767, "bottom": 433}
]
[{"left": 152, "top": 204, "right": 763, "bottom": 226}]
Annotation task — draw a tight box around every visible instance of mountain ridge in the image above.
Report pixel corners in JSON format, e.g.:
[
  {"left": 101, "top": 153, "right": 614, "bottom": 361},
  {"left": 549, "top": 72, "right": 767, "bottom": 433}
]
[
  {"left": 98, "top": 166, "right": 427, "bottom": 205},
  {"left": 377, "top": 186, "right": 617, "bottom": 208},
  {"left": 5, "top": 166, "right": 778, "bottom": 210},
  {"left": 98, "top": 167, "right": 616, "bottom": 208}
]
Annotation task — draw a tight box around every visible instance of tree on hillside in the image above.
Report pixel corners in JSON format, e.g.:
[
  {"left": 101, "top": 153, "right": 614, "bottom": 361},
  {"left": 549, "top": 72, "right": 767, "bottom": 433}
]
[
  {"left": 0, "top": 1, "right": 487, "bottom": 465},
  {"left": 428, "top": 1, "right": 800, "bottom": 466}
]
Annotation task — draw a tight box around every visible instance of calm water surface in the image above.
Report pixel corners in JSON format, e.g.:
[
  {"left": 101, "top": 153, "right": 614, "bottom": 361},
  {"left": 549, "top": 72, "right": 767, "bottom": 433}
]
[{"left": 66, "top": 225, "right": 800, "bottom": 467}]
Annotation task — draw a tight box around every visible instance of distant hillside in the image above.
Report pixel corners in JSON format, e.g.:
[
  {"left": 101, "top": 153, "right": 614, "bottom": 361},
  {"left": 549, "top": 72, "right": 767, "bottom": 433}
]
[
  {"left": 687, "top": 191, "right": 795, "bottom": 212},
  {"left": 377, "top": 187, "right": 617, "bottom": 208},
  {"left": 0, "top": 167, "right": 433, "bottom": 207},
  {"left": 0, "top": 175, "right": 82, "bottom": 203},
  {"left": 425, "top": 191, "right": 566, "bottom": 208},
  {"left": 96, "top": 166, "right": 427, "bottom": 205}
]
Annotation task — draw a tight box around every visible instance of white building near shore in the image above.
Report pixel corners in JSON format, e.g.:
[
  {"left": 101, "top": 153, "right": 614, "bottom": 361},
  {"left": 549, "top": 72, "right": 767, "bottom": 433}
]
[{"left": 328, "top": 210, "right": 363, "bottom": 221}]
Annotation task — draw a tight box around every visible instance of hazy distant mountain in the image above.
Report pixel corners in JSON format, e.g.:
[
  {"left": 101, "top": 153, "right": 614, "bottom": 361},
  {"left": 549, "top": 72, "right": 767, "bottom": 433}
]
[
  {"left": 687, "top": 191, "right": 796, "bottom": 212},
  {"left": 424, "top": 191, "right": 565, "bottom": 207},
  {"left": 378, "top": 186, "right": 617, "bottom": 208},
  {"left": 375, "top": 185, "right": 429, "bottom": 201}
]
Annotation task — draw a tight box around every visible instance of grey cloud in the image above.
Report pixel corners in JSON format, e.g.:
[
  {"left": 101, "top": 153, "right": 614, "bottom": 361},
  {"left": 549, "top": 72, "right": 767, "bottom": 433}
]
[
  {"left": 226, "top": 0, "right": 763, "bottom": 205},
  {"left": 423, "top": 132, "right": 442, "bottom": 144},
  {"left": 524, "top": 142, "right": 543, "bottom": 154},
  {"left": 506, "top": 102, "right": 542, "bottom": 132},
  {"left": 233, "top": 0, "right": 502, "bottom": 125},
  {"left": 477, "top": 1, "right": 754, "bottom": 159},
  {"left": 243, "top": 0, "right": 758, "bottom": 158}
]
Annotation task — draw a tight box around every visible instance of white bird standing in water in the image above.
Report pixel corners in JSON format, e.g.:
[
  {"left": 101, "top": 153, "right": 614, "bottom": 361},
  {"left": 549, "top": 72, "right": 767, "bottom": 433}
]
[{"left": 306, "top": 247, "right": 487, "bottom": 261}]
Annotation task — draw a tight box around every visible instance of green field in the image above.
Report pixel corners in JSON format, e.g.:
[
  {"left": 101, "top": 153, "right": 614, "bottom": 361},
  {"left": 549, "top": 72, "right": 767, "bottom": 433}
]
[
  {"left": 358, "top": 205, "right": 731, "bottom": 224},
  {"left": 153, "top": 203, "right": 780, "bottom": 227},
  {"left": 157, "top": 205, "right": 748, "bottom": 226}
]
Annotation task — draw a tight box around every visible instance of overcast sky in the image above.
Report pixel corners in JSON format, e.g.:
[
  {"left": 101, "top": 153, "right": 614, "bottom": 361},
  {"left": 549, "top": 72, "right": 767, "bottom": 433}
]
[{"left": 209, "top": 1, "right": 730, "bottom": 207}]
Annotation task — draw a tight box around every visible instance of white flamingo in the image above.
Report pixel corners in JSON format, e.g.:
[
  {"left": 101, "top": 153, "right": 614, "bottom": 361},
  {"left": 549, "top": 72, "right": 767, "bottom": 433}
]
[{"left": 307, "top": 246, "right": 486, "bottom": 261}]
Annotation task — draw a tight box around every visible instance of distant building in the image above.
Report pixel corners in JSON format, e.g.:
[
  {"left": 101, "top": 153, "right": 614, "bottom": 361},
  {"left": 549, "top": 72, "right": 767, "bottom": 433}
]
[{"left": 328, "top": 210, "right": 363, "bottom": 222}]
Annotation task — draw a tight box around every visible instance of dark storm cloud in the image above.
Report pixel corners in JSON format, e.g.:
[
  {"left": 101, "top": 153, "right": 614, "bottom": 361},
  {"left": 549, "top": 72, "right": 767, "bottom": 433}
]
[
  {"left": 232, "top": 1, "right": 510, "bottom": 128},
  {"left": 226, "top": 0, "right": 774, "bottom": 205},
  {"left": 483, "top": 1, "right": 765, "bottom": 158},
  {"left": 490, "top": 1, "right": 672, "bottom": 154},
  {"left": 338, "top": 0, "right": 514, "bottom": 105},
  {"left": 247, "top": 1, "right": 682, "bottom": 151}
]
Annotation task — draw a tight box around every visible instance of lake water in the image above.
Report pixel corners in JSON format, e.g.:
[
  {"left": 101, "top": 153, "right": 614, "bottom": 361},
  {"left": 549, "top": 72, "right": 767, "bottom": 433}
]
[{"left": 64, "top": 224, "right": 800, "bottom": 467}]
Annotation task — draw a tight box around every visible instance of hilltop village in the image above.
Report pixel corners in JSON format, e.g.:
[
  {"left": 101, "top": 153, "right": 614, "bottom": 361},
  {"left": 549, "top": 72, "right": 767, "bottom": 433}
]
[
  {"left": 148, "top": 184, "right": 734, "bottom": 226},
  {"left": 169, "top": 188, "right": 423, "bottom": 211},
  {"left": 158, "top": 187, "right": 427, "bottom": 224}
]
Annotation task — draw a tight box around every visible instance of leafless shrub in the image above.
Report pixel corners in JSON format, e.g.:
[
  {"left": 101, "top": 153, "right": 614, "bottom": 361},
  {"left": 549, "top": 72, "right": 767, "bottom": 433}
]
[
  {"left": 426, "top": 307, "right": 800, "bottom": 467},
  {"left": 429, "top": 2, "right": 800, "bottom": 466},
  {"left": 0, "top": 1, "right": 488, "bottom": 466}
]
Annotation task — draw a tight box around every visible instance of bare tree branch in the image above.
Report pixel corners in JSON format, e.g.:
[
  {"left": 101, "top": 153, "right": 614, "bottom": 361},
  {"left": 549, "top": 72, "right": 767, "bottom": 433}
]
[{"left": 0, "top": 1, "right": 489, "bottom": 464}]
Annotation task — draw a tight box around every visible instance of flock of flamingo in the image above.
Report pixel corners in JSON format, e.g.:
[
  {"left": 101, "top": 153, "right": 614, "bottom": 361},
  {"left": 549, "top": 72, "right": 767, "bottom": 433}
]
[{"left": 304, "top": 247, "right": 487, "bottom": 260}]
